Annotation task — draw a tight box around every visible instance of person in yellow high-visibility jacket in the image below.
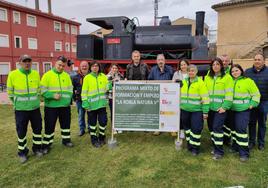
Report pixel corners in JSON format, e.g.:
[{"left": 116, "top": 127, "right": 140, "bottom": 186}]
[
  {"left": 181, "top": 64, "right": 209, "bottom": 156},
  {"left": 82, "top": 61, "right": 109, "bottom": 148},
  {"left": 204, "top": 57, "right": 234, "bottom": 160},
  {"left": 40, "top": 56, "right": 73, "bottom": 154},
  {"left": 7, "top": 54, "right": 43, "bottom": 163},
  {"left": 229, "top": 64, "right": 260, "bottom": 162}
]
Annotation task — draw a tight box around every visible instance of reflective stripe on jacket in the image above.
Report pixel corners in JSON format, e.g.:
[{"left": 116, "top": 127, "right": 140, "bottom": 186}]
[
  {"left": 231, "top": 76, "right": 260, "bottom": 111},
  {"left": 180, "top": 76, "right": 209, "bottom": 114},
  {"left": 81, "top": 72, "right": 108, "bottom": 110},
  {"left": 40, "top": 68, "right": 73, "bottom": 107},
  {"left": 204, "top": 73, "right": 234, "bottom": 111},
  {"left": 7, "top": 68, "right": 40, "bottom": 111}
]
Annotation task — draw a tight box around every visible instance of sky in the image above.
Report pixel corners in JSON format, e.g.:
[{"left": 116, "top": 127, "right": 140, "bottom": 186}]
[{"left": 5, "top": 0, "right": 226, "bottom": 34}]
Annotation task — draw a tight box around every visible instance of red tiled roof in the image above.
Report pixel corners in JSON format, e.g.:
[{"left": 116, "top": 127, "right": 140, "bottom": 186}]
[{"left": 0, "top": 0, "right": 81, "bottom": 25}]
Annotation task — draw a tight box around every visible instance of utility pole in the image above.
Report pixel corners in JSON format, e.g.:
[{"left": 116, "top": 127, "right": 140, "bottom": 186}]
[{"left": 154, "top": 0, "right": 159, "bottom": 26}]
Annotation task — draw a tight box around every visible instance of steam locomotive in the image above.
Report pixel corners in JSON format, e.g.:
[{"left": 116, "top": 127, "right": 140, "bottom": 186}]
[{"left": 76, "top": 11, "right": 210, "bottom": 75}]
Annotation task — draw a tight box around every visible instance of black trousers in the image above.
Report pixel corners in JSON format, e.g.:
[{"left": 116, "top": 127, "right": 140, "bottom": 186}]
[
  {"left": 43, "top": 106, "right": 71, "bottom": 148},
  {"left": 15, "top": 108, "right": 42, "bottom": 156},
  {"left": 87, "top": 107, "right": 107, "bottom": 143}
]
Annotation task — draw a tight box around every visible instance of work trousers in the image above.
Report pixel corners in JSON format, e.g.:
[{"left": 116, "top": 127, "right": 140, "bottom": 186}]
[
  {"left": 87, "top": 107, "right": 107, "bottom": 143},
  {"left": 181, "top": 110, "right": 203, "bottom": 154},
  {"left": 15, "top": 108, "right": 42, "bottom": 156},
  {"left": 208, "top": 110, "right": 227, "bottom": 156},
  {"left": 230, "top": 110, "right": 250, "bottom": 157},
  {"left": 223, "top": 110, "right": 233, "bottom": 145},
  {"left": 43, "top": 106, "right": 71, "bottom": 149}
]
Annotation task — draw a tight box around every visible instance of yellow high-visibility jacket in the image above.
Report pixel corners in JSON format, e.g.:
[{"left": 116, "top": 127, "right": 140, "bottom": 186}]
[
  {"left": 7, "top": 68, "right": 40, "bottom": 110},
  {"left": 40, "top": 68, "right": 73, "bottom": 107}
]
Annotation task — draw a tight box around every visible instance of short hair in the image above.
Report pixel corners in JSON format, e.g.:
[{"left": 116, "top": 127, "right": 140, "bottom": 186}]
[
  {"left": 156, "top": 54, "right": 165, "bottom": 59},
  {"left": 177, "top": 59, "right": 190, "bottom": 70},
  {"left": 254, "top": 52, "right": 266, "bottom": 61},
  {"left": 208, "top": 57, "right": 225, "bottom": 78},
  {"left": 57, "top": 56, "right": 67, "bottom": 63},
  {"left": 230, "top": 64, "right": 244, "bottom": 78},
  {"left": 132, "top": 50, "right": 140, "bottom": 55},
  {"left": 89, "top": 61, "right": 102, "bottom": 73},
  {"left": 187, "top": 64, "right": 198, "bottom": 73}
]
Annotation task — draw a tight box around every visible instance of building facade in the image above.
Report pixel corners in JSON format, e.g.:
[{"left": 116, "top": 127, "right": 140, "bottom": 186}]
[
  {"left": 0, "top": 0, "right": 81, "bottom": 83},
  {"left": 212, "top": 0, "right": 268, "bottom": 58}
]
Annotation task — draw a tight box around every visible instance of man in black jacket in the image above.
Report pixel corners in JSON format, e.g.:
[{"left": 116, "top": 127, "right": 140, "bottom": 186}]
[
  {"left": 245, "top": 53, "right": 268, "bottom": 150},
  {"left": 72, "top": 61, "right": 90, "bottom": 136},
  {"left": 126, "top": 50, "right": 149, "bottom": 80}
]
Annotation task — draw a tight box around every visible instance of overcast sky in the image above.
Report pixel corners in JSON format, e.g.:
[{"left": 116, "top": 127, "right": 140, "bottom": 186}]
[{"left": 5, "top": 0, "right": 225, "bottom": 34}]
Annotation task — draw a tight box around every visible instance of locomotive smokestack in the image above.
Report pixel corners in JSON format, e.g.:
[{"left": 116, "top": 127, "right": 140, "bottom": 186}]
[
  {"left": 48, "top": 0, "right": 52, "bottom": 14},
  {"left": 195, "top": 11, "right": 205, "bottom": 36},
  {"left": 159, "top": 16, "right": 171, "bottom": 26},
  {"left": 35, "top": 0, "right": 39, "bottom": 10}
]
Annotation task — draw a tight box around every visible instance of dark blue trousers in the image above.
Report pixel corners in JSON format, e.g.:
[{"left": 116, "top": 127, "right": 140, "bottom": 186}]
[
  {"left": 87, "top": 107, "right": 107, "bottom": 143},
  {"left": 15, "top": 108, "right": 42, "bottom": 156},
  {"left": 249, "top": 101, "right": 268, "bottom": 147},
  {"left": 43, "top": 106, "right": 71, "bottom": 149},
  {"left": 181, "top": 110, "right": 203, "bottom": 154},
  {"left": 223, "top": 110, "right": 232, "bottom": 145},
  {"left": 208, "top": 110, "right": 227, "bottom": 156},
  {"left": 230, "top": 110, "right": 250, "bottom": 157}
]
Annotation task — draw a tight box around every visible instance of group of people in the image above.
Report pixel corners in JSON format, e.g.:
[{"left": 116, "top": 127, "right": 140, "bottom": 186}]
[{"left": 7, "top": 50, "right": 268, "bottom": 163}]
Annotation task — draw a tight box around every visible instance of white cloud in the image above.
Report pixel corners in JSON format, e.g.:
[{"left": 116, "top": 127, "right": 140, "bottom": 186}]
[{"left": 5, "top": 0, "right": 225, "bottom": 33}]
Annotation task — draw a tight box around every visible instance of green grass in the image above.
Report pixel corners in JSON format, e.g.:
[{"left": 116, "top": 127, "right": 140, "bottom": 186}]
[{"left": 0, "top": 104, "right": 268, "bottom": 188}]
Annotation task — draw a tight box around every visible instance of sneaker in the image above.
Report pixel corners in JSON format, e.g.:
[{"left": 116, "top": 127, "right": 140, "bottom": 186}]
[
  {"left": 179, "top": 130, "right": 185, "bottom": 139},
  {"left": 33, "top": 150, "right": 43, "bottom": 157},
  {"left": 211, "top": 150, "right": 215, "bottom": 155},
  {"left": 240, "top": 156, "right": 249, "bottom": 162},
  {"left": 212, "top": 154, "right": 223, "bottom": 160},
  {"left": 170, "top": 132, "right": 177, "bottom": 137},
  {"left": 153, "top": 131, "right": 161, "bottom": 136},
  {"left": 63, "top": 142, "right": 74, "bottom": 148},
  {"left": 18, "top": 155, "right": 28, "bottom": 164}
]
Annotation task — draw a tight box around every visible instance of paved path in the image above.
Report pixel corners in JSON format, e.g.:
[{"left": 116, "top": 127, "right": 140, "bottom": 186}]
[{"left": 0, "top": 92, "right": 11, "bottom": 104}]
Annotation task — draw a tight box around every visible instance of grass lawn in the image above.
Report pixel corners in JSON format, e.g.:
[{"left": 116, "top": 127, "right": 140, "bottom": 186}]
[{"left": 0, "top": 104, "right": 268, "bottom": 188}]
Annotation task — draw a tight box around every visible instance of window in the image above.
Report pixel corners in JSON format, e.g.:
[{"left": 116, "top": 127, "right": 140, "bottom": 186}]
[
  {"left": 31, "top": 62, "right": 39, "bottom": 72},
  {"left": 65, "top": 42, "right": 70, "bottom": 52},
  {"left": 71, "top": 43, "right": 77, "bottom": 52},
  {"left": 13, "top": 11, "right": 20, "bottom": 24},
  {"left": 0, "top": 62, "right": 10, "bottom": 75},
  {"left": 28, "top": 38, "right": 37, "bottom": 49},
  {"left": 27, "top": 14, "right": 37, "bottom": 27},
  {"left": 0, "top": 34, "right": 9, "bottom": 47},
  {"left": 0, "top": 8, "right": 7, "bottom": 22},
  {"left": 54, "top": 41, "right": 62, "bottom": 51},
  {"left": 43, "top": 62, "right": 52, "bottom": 73},
  {"left": 54, "top": 21, "right": 61, "bottom": 32},
  {"left": 14, "top": 36, "right": 22, "bottom": 48},
  {"left": 65, "top": 24, "right": 69, "bottom": 33},
  {"left": 71, "top": 25, "right": 77, "bottom": 35}
]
